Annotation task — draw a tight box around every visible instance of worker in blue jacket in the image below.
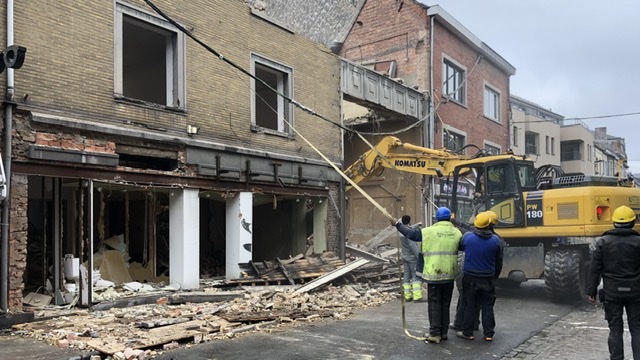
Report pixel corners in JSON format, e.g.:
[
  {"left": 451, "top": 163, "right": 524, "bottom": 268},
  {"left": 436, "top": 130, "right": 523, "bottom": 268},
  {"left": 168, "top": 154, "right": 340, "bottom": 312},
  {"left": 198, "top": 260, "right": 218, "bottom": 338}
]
[{"left": 456, "top": 212, "right": 503, "bottom": 342}]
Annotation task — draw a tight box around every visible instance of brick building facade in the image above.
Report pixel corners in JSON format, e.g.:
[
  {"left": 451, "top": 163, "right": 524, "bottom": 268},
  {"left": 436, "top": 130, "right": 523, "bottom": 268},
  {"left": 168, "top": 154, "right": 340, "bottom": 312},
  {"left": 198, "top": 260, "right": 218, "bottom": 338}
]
[
  {"left": 339, "top": 1, "right": 515, "bottom": 236},
  {"left": 0, "top": 0, "right": 343, "bottom": 311}
]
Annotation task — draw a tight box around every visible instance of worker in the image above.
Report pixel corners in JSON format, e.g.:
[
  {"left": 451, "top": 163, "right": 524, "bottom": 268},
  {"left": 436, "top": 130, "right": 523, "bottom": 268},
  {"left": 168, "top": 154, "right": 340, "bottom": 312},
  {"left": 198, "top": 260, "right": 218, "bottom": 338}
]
[
  {"left": 394, "top": 207, "right": 462, "bottom": 344},
  {"left": 456, "top": 212, "right": 503, "bottom": 342},
  {"left": 586, "top": 205, "right": 640, "bottom": 360},
  {"left": 451, "top": 211, "right": 500, "bottom": 332},
  {"left": 398, "top": 215, "right": 424, "bottom": 302}
]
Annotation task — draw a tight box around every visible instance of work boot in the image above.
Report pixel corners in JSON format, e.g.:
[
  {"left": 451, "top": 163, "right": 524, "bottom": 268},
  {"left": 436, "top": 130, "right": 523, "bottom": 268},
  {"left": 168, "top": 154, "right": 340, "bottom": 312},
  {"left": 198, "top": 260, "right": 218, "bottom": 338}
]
[
  {"left": 425, "top": 335, "right": 441, "bottom": 344},
  {"left": 456, "top": 331, "right": 474, "bottom": 340}
]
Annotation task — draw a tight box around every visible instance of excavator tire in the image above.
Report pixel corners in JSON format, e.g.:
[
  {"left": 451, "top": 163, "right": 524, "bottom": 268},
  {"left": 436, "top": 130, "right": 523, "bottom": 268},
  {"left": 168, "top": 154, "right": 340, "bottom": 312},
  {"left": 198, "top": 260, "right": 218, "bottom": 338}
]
[{"left": 544, "top": 249, "right": 583, "bottom": 302}]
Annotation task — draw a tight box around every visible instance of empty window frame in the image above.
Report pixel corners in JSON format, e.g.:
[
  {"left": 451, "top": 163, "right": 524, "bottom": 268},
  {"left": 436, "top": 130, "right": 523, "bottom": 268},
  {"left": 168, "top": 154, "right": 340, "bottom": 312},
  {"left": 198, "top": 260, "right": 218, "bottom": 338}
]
[
  {"left": 114, "top": 2, "right": 185, "bottom": 108},
  {"left": 251, "top": 54, "right": 293, "bottom": 134},
  {"left": 484, "top": 86, "right": 500, "bottom": 121},
  {"left": 442, "top": 59, "right": 465, "bottom": 104},
  {"left": 443, "top": 127, "right": 466, "bottom": 154},
  {"left": 484, "top": 142, "right": 501, "bottom": 155}
]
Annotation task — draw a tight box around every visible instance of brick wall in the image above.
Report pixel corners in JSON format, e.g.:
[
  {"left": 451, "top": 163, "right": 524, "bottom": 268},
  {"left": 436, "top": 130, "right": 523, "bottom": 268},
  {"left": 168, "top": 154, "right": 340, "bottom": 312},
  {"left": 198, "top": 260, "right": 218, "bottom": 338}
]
[
  {"left": 4, "top": 0, "right": 342, "bottom": 163},
  {"left": 431, "top": 21, "right": 510, "bottom": 151},
  {"left": 8, "top": 174, "right": 28, "bottom": 311},
  {"left": 340, "top": 0, "right": 430, "bottom": 91}
]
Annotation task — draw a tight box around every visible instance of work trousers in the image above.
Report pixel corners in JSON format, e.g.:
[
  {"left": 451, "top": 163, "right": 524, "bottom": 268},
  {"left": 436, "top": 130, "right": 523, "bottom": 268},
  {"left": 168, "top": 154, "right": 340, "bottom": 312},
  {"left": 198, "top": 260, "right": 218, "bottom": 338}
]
[
  {"left": 402, "top": 258, "right": 418, "bottom": 284},
  {"left": 462, "top": 275, "right": 496, "bottom": 338},
  {"left": 427, "top": 282, "right": 455, "bottom": 337},
  {"left": 603, "top": 300, "right": 640, "bottom": 360}
]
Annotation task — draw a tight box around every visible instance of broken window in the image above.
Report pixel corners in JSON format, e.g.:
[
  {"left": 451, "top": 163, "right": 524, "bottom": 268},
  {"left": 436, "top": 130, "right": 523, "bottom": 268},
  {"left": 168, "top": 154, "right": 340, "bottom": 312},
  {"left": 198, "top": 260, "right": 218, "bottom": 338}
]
[
  {"left": 114, "top": 2, "right": 185, "bottom": 108},
  {"left": 251, "top": 54, "right": 293, "bottom": 134},
  {"left": 443, "top": 128, "right": 466, "bottom": 154}
]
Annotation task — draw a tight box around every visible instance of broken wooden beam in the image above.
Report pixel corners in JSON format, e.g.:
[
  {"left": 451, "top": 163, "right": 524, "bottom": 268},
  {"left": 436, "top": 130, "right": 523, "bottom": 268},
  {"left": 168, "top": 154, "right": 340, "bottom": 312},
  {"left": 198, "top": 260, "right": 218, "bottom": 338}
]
[
  {"left": 345, "top": 244, "right": 389, "bottom": 263},
  {"left": 364, "top": 225, "right": 398, "bottom": 251},
  {"left": 277, "top": 257, "right": 296, "bottom": 285},
  {"left": 292, "top": 258, "right": 369, "bottom": 295}
]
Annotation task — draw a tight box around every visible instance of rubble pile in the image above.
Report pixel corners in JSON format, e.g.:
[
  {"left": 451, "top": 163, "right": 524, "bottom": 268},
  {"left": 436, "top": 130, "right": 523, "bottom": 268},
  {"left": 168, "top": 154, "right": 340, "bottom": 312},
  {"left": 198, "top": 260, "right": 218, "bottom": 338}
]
[
  {"left": 10, "top": 283, "right": 397, "bottom": 359},
  {"left": 6, "top": 227, "right": 407, "bottom": 359}
]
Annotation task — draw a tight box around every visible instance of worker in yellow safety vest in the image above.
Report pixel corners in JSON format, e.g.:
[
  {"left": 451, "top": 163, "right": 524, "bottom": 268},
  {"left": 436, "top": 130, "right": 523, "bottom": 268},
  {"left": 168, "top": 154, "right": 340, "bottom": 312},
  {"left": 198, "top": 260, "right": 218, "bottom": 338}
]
[{"left": 395, "top": 207, "right": 462, "bottom": 344}]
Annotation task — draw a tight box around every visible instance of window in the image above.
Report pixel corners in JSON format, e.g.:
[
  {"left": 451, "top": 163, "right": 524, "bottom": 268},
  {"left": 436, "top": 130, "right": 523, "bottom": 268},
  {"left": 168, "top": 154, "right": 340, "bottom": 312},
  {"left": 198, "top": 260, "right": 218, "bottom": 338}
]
[
  {"left": 551, "top": 137, "right": 555, "bottom": 155},
  {"left": 525, "top": 132, "right": 538, "bottom": 155},
  {"left": 443, "top": 59, "right": 465, "bottom": 104},
  {"left": 561, "top": 142, "right": 582, "bottom": 161},
  {"left": 545, "top": 136, "right": 550, "bottom": 154},
  {"left": 114, "top": 2, "right": 185, "bottom": 108},
  {"left": 483, "top": 86, "right": 500, "bottom": 121},
  {"left": 443, "top": 130, "right": 465, "bottom": 154},
  {"left": 251, "top": 54, "right": 293, "bottom": 134},
  {"left": 512, "top": 126, "right": 518, "bottom": 147},
  {"left": 485, "top": 143, "right": 501, "bottom": 155}
]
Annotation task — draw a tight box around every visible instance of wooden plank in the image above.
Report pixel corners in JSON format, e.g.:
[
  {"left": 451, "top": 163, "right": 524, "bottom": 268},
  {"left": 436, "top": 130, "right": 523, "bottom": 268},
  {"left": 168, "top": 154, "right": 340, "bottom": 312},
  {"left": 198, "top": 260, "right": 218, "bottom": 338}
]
[
  {"left": 277, "top": 257, "right": 296, "bottom": 285},
  {"left": 363, "top": 225, "right": 398, "bottom": 251},
  {"left": 345, "top": 244, "right": 389, "bottom": 263},
  {"left": 86, "top": 319, "right": 223, "bottom": 355},
  {"left": 293, "top": 258, "right": 369, "bottom": 295},
  {"left": 280, "top": 254, "right": 304, "bottom": 265},
  {"left": 249, "top": 260, "right": 261, "bottom": 275},
  {"left": 168, "top": 292, "right": 244, "bottom": 305}
]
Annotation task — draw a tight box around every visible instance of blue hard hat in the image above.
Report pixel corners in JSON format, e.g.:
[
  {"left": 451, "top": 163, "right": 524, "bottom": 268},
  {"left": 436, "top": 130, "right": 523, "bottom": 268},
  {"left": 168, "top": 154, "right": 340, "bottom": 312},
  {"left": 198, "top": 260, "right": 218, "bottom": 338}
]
[{"left": 435, "top": 207, "right": 451, "bottom": 221}]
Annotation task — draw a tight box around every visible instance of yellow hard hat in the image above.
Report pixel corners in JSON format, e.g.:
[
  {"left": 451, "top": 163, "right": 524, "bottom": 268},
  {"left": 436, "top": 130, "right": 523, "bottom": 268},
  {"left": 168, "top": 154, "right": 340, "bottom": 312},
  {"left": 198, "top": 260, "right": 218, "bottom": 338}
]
[
  {"left": 612, "top": 205, "right": 636, "bottom": 224},
  {"left": 485, "top": 210, "right": 498, "bottom": 225},
  {"left": 474, "top": 212, "right": 491, "bottom": 229}
]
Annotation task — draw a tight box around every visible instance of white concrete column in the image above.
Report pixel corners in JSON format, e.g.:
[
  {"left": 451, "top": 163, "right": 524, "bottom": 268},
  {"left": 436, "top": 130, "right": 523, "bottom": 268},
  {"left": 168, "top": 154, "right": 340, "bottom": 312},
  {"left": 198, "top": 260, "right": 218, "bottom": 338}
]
[
  {"left": 313, "top": 199, "right": 328, "bottom": 253},
  {"left": 225, "top": 192, "right": 253, "bottom": 279},
  {"left": 169, "top": 188, "right": 200, "bottom": 289}
]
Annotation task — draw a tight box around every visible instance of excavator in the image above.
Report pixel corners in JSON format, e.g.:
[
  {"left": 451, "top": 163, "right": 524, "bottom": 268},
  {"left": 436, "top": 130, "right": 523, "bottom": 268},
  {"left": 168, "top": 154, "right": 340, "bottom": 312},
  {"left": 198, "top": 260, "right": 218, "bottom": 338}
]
[{"left": 344, "top": 136, "right": 640, "bottom": 301}]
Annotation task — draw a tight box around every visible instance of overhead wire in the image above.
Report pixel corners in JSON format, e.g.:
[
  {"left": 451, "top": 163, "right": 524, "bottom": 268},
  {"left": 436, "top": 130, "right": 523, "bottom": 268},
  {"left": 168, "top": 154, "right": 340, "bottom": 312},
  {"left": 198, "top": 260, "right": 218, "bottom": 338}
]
[
  {"left": 144, "top": 0, "right": 437, "bottom": 204},
  {"left": 143, "top": 0, "right": 440, "bottom": 341}
]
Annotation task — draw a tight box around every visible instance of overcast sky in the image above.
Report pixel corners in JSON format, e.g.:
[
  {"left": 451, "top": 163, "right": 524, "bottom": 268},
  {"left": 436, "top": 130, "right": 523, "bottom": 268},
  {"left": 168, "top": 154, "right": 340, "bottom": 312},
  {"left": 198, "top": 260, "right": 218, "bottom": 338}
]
[{"left": 420, "top": 0, "right": 640, "bottom": 174}]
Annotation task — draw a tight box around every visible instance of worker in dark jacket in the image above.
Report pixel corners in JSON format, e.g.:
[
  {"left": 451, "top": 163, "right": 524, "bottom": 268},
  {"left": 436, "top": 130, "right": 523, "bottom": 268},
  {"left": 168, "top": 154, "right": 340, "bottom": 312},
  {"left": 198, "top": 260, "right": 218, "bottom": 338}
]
[
  {"left": 456, "top": 212, "right": 503, "bottom": 342},
  {"left": 587, "top": 205, "right": 640, "bottom": 360},
  {"left": 451, "top": 210, "right": 502, "bottom": 331}
]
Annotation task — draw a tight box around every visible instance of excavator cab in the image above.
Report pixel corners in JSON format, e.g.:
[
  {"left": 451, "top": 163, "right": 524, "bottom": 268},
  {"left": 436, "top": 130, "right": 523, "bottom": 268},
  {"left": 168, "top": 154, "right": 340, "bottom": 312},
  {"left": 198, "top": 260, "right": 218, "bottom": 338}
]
[{"left": 450, "top": 157, "right": 536, "bottom": 228}]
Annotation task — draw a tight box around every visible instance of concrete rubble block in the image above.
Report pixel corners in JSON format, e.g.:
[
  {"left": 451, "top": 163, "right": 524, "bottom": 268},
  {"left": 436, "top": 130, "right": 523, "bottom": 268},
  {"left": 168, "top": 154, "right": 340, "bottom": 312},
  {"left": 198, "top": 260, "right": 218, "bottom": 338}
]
[{"left": 162, "top": 341, "right": 180, "bottom": 351}]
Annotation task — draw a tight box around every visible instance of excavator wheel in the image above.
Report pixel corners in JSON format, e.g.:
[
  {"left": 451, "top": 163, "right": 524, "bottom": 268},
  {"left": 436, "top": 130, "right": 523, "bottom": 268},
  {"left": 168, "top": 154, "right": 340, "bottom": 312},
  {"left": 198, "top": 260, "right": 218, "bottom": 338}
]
[{"left": 544, "top": 249, "right": 585, "bottom": 303}]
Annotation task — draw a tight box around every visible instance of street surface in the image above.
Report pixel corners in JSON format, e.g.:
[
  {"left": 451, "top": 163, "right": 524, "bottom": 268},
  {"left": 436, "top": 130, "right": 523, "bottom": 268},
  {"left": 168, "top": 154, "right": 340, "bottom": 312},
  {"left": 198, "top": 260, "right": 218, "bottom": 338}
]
[{"left": 156, "top": 280, "right": 580, "bottom": 360}]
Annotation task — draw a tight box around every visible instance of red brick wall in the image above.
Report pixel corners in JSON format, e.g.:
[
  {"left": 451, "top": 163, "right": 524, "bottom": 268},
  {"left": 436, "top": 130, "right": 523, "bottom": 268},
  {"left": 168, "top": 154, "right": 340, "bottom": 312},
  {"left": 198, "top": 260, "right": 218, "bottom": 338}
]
[
  {"left": 340, "top": 0, "right": 430, "bottom": 91},
  {"left": 431, "top": 21, "right": 510, "bottom": 151}
]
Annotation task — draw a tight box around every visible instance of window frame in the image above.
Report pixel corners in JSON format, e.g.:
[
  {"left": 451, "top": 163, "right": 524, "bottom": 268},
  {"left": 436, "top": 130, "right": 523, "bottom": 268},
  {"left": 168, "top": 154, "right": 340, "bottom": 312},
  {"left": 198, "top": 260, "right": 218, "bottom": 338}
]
[
  {"left": 114, "top": 1, "right": 186, "bottom": 110},
  {"left": 250, "top": 53, "right": 294, "bottom": 136},
  {"left": 442, "top": 56, "right": 466, "bottom": 105},
  {"left": 483, "top": 83, "right": 501, "bottom": 122},
  {"left": 483, "top": 140, "right": 502, "bottom": 156},
  {"left": 443, "top": 125, "right": 467, "bottom": 155}
]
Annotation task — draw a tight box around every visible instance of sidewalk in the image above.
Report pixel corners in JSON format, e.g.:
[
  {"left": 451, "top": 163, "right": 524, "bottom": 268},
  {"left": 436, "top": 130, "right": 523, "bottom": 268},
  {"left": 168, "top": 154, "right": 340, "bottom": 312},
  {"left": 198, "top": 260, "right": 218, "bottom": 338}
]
[{"left": 502, "top": 303, "right": 632, "bottom": 360}]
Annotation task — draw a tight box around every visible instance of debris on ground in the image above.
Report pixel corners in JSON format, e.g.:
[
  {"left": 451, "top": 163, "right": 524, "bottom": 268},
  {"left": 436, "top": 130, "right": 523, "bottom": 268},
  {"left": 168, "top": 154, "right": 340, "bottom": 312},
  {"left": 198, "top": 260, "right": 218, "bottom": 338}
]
[{"left": 5, "top": 247, "right": 406, "bottom": 359}]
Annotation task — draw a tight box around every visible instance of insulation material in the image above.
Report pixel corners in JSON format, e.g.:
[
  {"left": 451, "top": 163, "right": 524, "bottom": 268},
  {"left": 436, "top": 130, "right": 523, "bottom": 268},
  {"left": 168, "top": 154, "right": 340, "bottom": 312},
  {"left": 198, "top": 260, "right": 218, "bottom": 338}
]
[{"left": 94, "top": 250, "right": 133, "bottom": 284}]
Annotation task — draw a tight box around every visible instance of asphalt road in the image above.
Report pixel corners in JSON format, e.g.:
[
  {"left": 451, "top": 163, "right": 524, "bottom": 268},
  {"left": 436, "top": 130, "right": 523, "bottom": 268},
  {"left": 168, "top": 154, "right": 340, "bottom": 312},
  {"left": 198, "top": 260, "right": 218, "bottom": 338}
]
[{"left": 156, "top": 280, "right": 579, "bottom": 360}]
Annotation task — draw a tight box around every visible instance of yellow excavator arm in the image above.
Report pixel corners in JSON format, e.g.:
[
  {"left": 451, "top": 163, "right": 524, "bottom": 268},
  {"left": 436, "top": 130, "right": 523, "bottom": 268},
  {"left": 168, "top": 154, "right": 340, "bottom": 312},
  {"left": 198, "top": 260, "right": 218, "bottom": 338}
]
[{"left": 343, "top": 136, "right": 470, "bottom": 186}]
